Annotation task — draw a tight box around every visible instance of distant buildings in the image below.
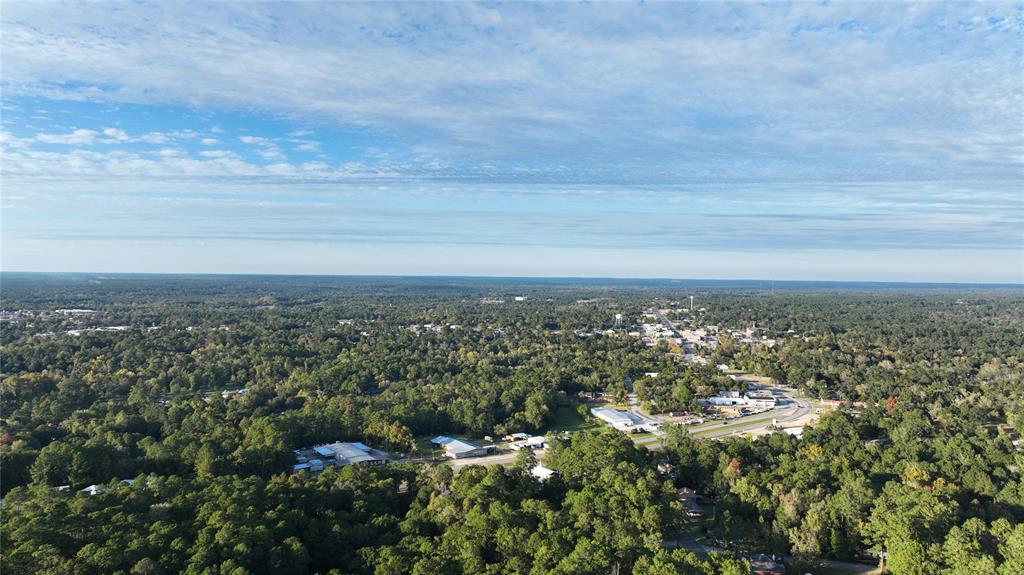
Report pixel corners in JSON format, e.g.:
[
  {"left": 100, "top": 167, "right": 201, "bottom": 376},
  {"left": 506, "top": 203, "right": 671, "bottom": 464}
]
[
  {"left": 706, "top": 390, "right": 777, "bottom": 409},
  {"left": 590, "top": 407, "right": 662, "bottom": 433},
  {"left": 293, "top": 441, "right": 389, "bottom": 473},
  {"left": 431, "top": 436, "right": 496, "bottom": 459}
]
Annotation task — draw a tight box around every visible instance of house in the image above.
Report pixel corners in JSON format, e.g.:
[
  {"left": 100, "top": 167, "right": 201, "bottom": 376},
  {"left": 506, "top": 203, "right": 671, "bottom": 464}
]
[
  {"left": 530, "top": 465, "right": 556, "bottom": 482},
  {"left": 677, "top": 487, "right": 704, "bottom": 517},
  {"left": 432, "top": 436, "right": 495, "bottom": 459},
  {"left": 747, "top": 554, "right": 786, "bottom": 575},
  {"left": 80, "top": 485, "right": 104, "bottom": 496}
]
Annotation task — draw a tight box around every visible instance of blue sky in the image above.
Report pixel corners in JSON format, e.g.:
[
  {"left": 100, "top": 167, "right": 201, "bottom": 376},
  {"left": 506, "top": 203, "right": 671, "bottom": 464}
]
[{"left": 1, "top": 2, "right": 1021, "bottom": 282}]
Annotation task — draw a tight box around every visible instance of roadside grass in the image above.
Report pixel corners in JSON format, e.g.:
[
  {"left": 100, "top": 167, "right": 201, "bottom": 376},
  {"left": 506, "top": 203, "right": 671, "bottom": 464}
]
[{"left": 690, "top": 415, "right": 777, "bottom": 438}]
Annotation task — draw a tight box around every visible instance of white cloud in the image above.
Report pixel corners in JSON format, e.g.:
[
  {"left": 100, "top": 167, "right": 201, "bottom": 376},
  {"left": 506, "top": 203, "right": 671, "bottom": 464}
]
[
  {"left": 102, "top": 127, "right": 129, "bottom": 140},
  {"left": 138, "top": 132, "right": 170, "bottom": 144},
  {"left": 293, "top": 141, "right": 320, "bottom": 152},
  {"left": 2, "top": 2, "right": 1019, "bottom": 183},
  {"left": 199, "top": 149, "right": 237, "bottom": 159},
  {"left": 35, "top": 128, "right": 98, "bottom": 145},
  {"left": 0, "top": 130, "right": 32, "bottom": 149},
  {"left": 255, "top": 146, "right": 284, "bottom": 160},
  {"left": 201, "top": 138, "right": 219, "bottom": 145},
  {"left": 239, "top": 136, "right": 270, "bottom": 145}
]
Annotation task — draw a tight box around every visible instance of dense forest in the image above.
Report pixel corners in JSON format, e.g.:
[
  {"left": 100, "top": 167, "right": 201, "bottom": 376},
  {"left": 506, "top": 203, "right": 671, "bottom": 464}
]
[{"left": 1, "top": 274, "right": 1022, "bottom": 574}]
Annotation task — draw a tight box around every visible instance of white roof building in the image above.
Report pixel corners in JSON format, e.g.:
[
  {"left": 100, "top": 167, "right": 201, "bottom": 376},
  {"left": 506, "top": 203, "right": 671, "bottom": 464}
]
[
  {"left": 302, "top": 442, "right": 389, "bottom": 468},
  {"left": 530, "top": 465, "right": 556, "bottom": 482},
  {"left": 590, "top": 407, "right": 662, "bottom": 433}
]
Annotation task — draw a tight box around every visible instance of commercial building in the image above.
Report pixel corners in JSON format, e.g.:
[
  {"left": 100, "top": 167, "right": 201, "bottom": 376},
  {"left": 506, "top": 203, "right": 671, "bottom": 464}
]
[
  {"left": 590, "top": 407, "right": 662, "bottom": 433},
  {"left": 707, "top": 391, "right": 776, "bottom": 409},
  {"left": 293, "top": 441, "right": 389, "bottom": 473},
  {"left": 510, "top": 436, "right": 547, "bottom": 450},
  {"left": 432, "top": 436, "right": 496, "bottom": 459}
]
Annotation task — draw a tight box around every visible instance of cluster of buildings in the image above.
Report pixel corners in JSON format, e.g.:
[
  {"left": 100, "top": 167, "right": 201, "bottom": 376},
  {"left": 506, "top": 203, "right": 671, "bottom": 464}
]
[
  {"left": 292, "top": 441, "right": 389, "bottom": 473},
  {"left": 505, "top": 433, "right": 548, "bottom": 451},
  {"left": 407, "top": 323, "right": 461, "bottom": 334},
  {"left": 635, "top": 321, "right": 680, "bottom": 347},
  {"left": 705, "top": 390, "right": 777, "bottom": 409},
  {"left": 66, "top": 325, "right": 129, "bottom": 336},
  {"left": 61, "top": 478, "right": 134, "bottom": 496},
  {"left": 591, "top": 407, "right": 662, "bottom": 433}
]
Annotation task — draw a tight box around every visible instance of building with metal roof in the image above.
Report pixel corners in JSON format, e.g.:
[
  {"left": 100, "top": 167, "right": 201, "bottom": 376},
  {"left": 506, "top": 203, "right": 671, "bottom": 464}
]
[
  {"left": 590, "top": 407, "right": 662, "bottom": 433},
  {"left": 293, "top": 442, "right": 389, "bottom": 473},
  {"left": 437, "top": 437, "right": 495, "bottom": 459}
]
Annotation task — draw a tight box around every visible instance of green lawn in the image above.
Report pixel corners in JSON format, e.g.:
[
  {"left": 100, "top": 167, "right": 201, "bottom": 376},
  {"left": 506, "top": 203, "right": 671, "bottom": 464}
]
[
  {"left": 413, "top": 436, "right": 442, "bottom": 456},
  {"left": 546, "top": 405, "right": 598, "bottom": 433}
]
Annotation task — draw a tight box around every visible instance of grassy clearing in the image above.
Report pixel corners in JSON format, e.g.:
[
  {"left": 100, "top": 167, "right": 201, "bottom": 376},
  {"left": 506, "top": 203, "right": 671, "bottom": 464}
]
[{"left": 546, "top": 405, "right": 598, "bottom": 433}]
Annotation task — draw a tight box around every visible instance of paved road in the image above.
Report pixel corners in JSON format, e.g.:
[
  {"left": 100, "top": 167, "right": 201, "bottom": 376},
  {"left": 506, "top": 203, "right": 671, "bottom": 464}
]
[
  {"left": 652, "top": 308, "right": 682, "bottom": 337},
  {"left": 448, "top": 449, "right": 544, "bottom": 470},
  {"left": 634, "top": 394, "right": 812, "bottom": 450},
  {"left": 694, "top": 398, "right": 811, "bottom": 440}
]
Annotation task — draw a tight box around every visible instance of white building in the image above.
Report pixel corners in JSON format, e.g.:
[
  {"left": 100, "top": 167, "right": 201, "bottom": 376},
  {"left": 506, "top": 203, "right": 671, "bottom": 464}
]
[
  {"left": 510, "top": 436, "right": 547, "bottom": 451},
  {"left": 80, "top": 485, "right": 104, "bottom": 496},
  {"left": 707, "top": 391, "right": 776, "bottom": 409},
  {"left": 591, "top": 407, "right": 662, "bottom": 433},
  {"left": 530, "top": 465, "right": 556, "bottom": 482}
]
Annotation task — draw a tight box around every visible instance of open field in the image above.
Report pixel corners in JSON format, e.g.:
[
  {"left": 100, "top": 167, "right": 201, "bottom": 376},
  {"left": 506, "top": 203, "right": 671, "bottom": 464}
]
[{"left": 546, "top": 405, "right": 598, "bottom": 433}]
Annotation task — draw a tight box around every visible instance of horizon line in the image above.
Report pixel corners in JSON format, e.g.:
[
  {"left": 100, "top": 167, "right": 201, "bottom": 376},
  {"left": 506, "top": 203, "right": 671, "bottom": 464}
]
[{"left": 2, "top": 270, "right": 1022, "bottom": 288}]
